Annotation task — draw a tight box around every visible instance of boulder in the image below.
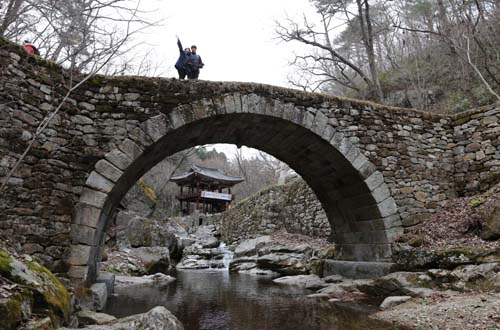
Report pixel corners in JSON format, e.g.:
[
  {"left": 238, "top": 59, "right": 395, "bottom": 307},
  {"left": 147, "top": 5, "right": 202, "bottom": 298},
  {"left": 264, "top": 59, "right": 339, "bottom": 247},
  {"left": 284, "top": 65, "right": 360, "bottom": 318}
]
[
  {"left": 90, "top": 283, "right": 108, "bottom": 311},
  {"left": 176, "top": 255, "right": 210, "bottom": 270},
  {"left": 115, "top": 274, "right": 176, "bottom": 288},
  {"left": 393, "top": 245, "right": 500, "bottom": 270},
  {"left": 357, "top": 272, "right": 433, "bottom": 298},
  {"left": 0, "top": 289, "right": 33, "bottom": 330},
  {"left": 193, "top": 225, "right": 220, "bottom": 248},
  {"left": 0, "top": 248, "right": 71, "bottom": 328},
  {"left": 76, "top": 310, "right": 116, "bottom": 325},
  {"left": 481, "top": 206, "right": 500, "bottom": 240},
  {"left": 324, "top": 275, "right": 343, "bottom": 283},
  {"left": 21, "top": 317, "right": 53, "bottom": 330},
  {"left": 233, "top": 236, "right": 272, "bottom": 258},
  {"left": 129, "top": 247, "right": 171, "bottom": 274},
  {"left": 273, "top": 275, "right": 326, "bottom": 290},
  {"left": 60, "top": 306, "right": 183, "bottom": 330},
  {"left": 256, "top": 242, "right": 312, "bottom": 275},
  {"left": 256, "top": 253, "right": 308, "bottom": 275},
  {"left": 238, "top": 268, "right": 279, "bottom": 276},
  {"left": 379, "top": 296, "right": 412, "bottom": 309},
  {"left": 117, "top": 212, "right": 184, "bottom": 256}
]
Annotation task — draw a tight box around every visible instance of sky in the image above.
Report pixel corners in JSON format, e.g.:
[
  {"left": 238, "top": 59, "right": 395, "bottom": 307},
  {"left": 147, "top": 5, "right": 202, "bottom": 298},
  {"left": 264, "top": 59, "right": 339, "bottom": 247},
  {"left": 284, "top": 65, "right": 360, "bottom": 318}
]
[
  {"left": 140, "top": 0, "right": 318, "bottom": 86},
  {"left": 136, "top": 0, "right": 319, "bottom": 158}
]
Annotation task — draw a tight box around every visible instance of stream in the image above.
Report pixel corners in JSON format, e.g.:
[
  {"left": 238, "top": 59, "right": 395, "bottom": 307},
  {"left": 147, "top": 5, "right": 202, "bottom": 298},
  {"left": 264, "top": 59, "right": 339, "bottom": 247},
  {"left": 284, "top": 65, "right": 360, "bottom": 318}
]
[{"left": 104, "top": 269, "right": 391, "bottom": 330}]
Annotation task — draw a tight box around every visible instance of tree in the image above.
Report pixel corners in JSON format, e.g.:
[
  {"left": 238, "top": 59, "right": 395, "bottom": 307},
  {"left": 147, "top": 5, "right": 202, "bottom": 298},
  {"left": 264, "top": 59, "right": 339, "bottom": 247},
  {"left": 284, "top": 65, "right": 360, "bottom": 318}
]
[
  {"left": 276, "top": 0, "right": 384, "bottom": 100},
  {"left": 0, "top": 0, "right": 160, "bottom": 74},
  {"left": 278, "top": 0, "right": 500, "bottom": 109}
]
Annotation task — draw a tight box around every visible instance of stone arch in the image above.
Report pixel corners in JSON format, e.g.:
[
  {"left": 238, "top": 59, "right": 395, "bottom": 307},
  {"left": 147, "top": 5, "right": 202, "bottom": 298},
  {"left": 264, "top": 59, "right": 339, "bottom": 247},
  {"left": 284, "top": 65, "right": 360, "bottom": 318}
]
[{"left": 69, "top": 94, "right": 403, "bottom": 283}]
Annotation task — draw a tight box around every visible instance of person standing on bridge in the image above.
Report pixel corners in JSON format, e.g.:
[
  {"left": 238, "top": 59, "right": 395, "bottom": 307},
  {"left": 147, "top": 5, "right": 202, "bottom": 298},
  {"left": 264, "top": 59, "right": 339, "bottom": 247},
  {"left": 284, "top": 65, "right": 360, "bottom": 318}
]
[
  {"left": 186, "top": 45, "right": 204, "bottom": 80},
  {"left": 175, "top": 37, "right": 191, "bottom": 79}
]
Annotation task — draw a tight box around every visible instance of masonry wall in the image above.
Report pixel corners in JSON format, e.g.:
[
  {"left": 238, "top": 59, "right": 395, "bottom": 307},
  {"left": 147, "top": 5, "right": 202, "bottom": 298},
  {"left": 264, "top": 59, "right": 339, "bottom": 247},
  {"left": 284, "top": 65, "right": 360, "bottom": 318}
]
[
  {"left": 452, "top": 108, "right": 500, "bottom": 195},
  {"left": 215, "top": 178, "right": 330, "bottom": 244},
  {"left": 1, "top": 39, "right": 500, "bottom": 275}
]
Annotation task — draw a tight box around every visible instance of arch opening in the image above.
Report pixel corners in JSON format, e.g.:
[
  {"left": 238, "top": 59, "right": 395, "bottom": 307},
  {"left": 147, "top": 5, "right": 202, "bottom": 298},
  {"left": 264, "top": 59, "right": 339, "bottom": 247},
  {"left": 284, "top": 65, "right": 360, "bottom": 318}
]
[{"left": 71, "top": 112, "right": 402, "bottom": 283}]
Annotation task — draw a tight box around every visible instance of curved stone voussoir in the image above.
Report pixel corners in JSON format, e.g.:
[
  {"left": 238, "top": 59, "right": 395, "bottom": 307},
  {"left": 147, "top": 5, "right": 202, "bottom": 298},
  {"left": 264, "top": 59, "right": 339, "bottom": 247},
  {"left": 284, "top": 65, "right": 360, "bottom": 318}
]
[
  {"left": 69, "top": 244, "right": 92, "bottom": 266},
  {"left": 104, "top": 149, "right": 132, "bottom": 172},
  {"left": 85, "top": 171, "right": 114, "bottom": 194},
  {"left": 117, "top": 138, "right": 143, "bottom": 161},
  {"left": 79, "top": 188, "right": 107, "bottom": 209},
  {"left": 95, "top": 159, "right": 123, "bottom": 183},
  {"left": 129, "top": 126, "right": 154, "bottom": 148},
  {"left": 141, "top": 114, "right": 169, "bottom": 142},
  {"left": 73, "top": 203, "right": 101, "bottom": 229},
  {"left": 312, "top": 111, "right": 328, "bottom": 136},
  {"left": 365, "top": 171, "right": 385, "bottom": 192},
  {"left": 241, "top": 93, "right": 263, "bottom": 114}
]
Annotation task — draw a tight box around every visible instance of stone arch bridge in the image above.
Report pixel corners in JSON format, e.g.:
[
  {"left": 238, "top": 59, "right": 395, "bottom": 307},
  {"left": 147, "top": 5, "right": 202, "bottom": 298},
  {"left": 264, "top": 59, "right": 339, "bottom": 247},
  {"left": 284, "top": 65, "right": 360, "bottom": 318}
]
[{"left": 1, "top": 41, "right": 499, "bottom": 283}]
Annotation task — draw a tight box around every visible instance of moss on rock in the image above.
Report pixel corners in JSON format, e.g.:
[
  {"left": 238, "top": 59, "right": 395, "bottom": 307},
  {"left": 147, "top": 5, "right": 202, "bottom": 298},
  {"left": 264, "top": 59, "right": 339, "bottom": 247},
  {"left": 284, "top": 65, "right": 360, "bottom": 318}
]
[
  {"left": 27, "top": 262, "right": 71, "bottom": 322},
  {"left": 0, "top": 248, "right": 71, "bottom": 328},
  {"left": 0, "top": 249, "right": 13, "bottom": 274},
  {"left": 0, "top": 289, "right": 35, "bottom": 330}
]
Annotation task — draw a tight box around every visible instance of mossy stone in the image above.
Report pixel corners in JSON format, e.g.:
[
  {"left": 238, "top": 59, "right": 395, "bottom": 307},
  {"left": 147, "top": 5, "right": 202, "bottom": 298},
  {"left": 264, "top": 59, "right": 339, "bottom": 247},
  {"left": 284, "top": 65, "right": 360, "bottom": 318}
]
[{"left": 26, "top": 262, "right": 71, "bottom": 322}]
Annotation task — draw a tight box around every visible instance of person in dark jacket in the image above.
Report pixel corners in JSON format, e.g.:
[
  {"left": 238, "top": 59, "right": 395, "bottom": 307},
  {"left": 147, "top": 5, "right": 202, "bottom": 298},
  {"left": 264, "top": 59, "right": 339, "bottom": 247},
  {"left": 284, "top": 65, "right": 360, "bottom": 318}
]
[
  {"left": 175, "top": 38, "right": 191, "bottom": 79},
  {"left": 186, "top": 45, "right": 204, "bottom": 80}
]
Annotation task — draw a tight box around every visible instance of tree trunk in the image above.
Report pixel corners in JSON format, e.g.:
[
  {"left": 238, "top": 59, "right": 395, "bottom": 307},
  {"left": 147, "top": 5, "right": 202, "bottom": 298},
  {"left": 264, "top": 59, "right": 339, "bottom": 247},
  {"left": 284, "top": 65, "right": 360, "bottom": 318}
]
[
  {"left": 0, "top": 0, "right": 25, "bottom": 37},
  {"left": 356, "top": 0, "right": 383, "bottom": 101}
]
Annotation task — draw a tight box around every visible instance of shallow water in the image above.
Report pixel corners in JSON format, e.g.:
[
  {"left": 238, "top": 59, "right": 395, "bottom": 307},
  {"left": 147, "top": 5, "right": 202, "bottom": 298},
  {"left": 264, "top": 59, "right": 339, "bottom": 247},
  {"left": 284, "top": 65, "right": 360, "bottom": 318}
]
[{"left": 105, "top": 270, "right": 390, "bottom": 330}]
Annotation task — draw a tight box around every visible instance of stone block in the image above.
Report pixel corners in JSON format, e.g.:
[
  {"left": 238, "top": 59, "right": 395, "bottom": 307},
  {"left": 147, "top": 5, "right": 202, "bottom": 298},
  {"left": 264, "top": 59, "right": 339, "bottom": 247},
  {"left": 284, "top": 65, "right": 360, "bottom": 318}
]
[
  {"left": 357, "top": 159, "right": 376, "bottom": 179},
  {"left": 96, "top": 273, "right": 115, "bottom": 296},
  {"left": 68, "top": 265, "right": 88, "bottom": 280},
  {"left": 90, "top": 283, "right": 108, "bottom": 311},
  {"left": 281, "top": 102, "right": 295, "bottom": 121},
  {"left": 129, "top": 126, "right": 153, "bottom": 147},
  {"left": 321, "top": 125, "right": 336, "bottom": 142},
  {"left": 117, "top": 138, "right": 143, "bottom": 161},
  {"left": 268, "top": 99, "right": 284, "bottom": 118},
  {"left": 335, "top": 243, "right": 392, "bottom": 262},
  {"left": 142, "top": 114, "right": 168, "bottom": 142},
  {"left": 242, "top": 93, "right": 262, "bottom": 114},
  {"left": 167, "top": 110, "right": 185, "bottom": 129},
  {"left": 223, "top": 94, "right": 238, "bottom": 114},
  {"left": 74, "top": 203, "right": 101, "bottom": 228},
  {"left": 378, "top": 198, "right": 398, "bottom": 217},
  {"left": 71, "top": 224, "right": 97, "bottom": 245},
  {"left": 312, "top": 111, "right": 328, "bottom": 136},
  {"left": 380, "top": 296, "right": 412, "bottom": 309},
  {"left": 72, "top": 115, "right": 94, "bottom": 125},
  {"left": 79, "top": 188, "right": 107, "bottom": 208},
  {"left": 95, "top": 159, "right": 123, "bottom": 183},
  {"left": 365, "top": 171, "right": 384, "bottom": 191},
  {"left": 104, "top": 148, "right": 132, "bottom": 171},
  {"left": 372, "top": 184, "right": 391, "bottom": 203},
  {"left": 323, "top": 260, "right": 397, "bottom": 279},
  {"left": 69, "top": 244, "right": 92, "bottom": 266},
  {"left": 85, "top": 171, "right": 114, "bottom": 193},
  {"left": 303, "top": 110, "right": 315, "bottom": 129},
  {"left": 291, "top": 106, "right": 305, "bottom": 125}
]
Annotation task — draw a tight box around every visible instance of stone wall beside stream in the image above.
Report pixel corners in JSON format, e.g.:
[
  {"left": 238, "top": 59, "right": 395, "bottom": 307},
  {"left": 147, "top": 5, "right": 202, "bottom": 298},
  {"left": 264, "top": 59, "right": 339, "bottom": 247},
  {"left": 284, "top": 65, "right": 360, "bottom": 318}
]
[{"left": 214, "top": 179, "right": 331, "bottom": 244}]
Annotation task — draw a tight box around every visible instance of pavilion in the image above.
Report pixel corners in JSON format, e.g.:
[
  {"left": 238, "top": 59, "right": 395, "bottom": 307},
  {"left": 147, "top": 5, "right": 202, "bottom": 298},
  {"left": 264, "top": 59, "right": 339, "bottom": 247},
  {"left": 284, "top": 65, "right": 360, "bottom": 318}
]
[{"left": 170, "top": 164, "right": 244, "bottom": 215}]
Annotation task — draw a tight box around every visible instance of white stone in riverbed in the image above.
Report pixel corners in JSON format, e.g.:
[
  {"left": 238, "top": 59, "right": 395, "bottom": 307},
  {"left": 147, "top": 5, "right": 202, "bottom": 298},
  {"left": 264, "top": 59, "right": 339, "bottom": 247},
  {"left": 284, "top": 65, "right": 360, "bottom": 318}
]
[
  {"left": 380, "top": 296, "right": 412, "bottom": 309},
  {"left": 77, "top": 310, "right": 116, "bottom": 325},
  {"left": 273, "top": 275, "right": 326, "bottom": 290},
  {"left": 115, "top": 273, "right": 176, "bottom": 287}
]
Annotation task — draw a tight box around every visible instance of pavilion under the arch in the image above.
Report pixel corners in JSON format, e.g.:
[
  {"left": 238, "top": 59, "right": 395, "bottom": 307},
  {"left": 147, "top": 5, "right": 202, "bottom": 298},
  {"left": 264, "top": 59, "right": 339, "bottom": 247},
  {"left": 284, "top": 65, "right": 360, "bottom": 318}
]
[{"left": 170, "top": 164, "right": 244, "bottom": 215}]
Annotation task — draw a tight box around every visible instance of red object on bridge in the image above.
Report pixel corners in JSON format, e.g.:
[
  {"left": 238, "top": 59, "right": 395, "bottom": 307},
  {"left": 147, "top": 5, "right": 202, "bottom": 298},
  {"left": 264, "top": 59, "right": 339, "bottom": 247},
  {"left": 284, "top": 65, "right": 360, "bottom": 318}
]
[{"left": 23, "top": 44, "right": 36, "bottom": 54}]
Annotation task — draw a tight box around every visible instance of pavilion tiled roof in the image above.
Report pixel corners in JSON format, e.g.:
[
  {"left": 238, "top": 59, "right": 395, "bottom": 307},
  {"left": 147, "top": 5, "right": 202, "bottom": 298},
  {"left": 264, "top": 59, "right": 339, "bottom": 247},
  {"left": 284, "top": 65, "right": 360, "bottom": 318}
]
[{"left": 170, "top": 164, "right": 244, "bottom": 186}]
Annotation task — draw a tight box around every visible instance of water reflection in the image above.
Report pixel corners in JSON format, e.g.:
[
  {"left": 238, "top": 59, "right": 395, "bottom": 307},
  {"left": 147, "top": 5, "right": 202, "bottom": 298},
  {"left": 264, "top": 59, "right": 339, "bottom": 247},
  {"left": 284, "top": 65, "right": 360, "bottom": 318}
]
[{"left": 105, "top": 270, "right": 389, "bottom": 330}]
